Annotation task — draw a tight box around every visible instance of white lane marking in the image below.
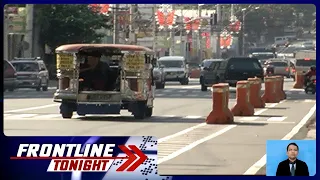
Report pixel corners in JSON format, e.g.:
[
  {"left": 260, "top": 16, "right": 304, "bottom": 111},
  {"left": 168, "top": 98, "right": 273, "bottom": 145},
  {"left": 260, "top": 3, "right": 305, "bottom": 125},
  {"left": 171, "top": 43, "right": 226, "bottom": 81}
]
[
  {"left": 239, "top": 117, "right": 259, "bottom": 121},
  {"left": 158, "top": 125, "right": 237, "bottom": 164},
  {"left": 178, "top": 90, "right": 188, "bottom": 93},
  {"left": 181, "top": 85, "right": 200, "bottom": 89},
  {"left": 5, "top": 114, "right": 38, "bottom": 119},
  {"left": 4, "top": 104, "right": 59, "bottom": 113},
  {"left": 267, "top": 116, "right": 287, "bottom": 122},
  {"left": 304, "top": 99, "right": 316, "bottom": 103},
  {"left": 161, "top": 115, "right": 177, "bottom": 118},
  {"left": 254, "top": 103, "right": 279, "bottom": 115},
  {"left": 163, "top": 89, "right": 173, "bottom": 93},
  {"left": 158, "top": 123, "right": 207, "bottom": 143},
  {"left": 184, "top": 116, "right": 202, "bottom": 119},
  {"left": 3, "top": 114, "right": 12, "bottom": 117},
  {"left": 188, "top": 94, "right": 199, "bottom": 97},
  {"left": 157, "top": 100, "right": 281, "bottom": 164},
  {"left": 36, "top": 114, "right": 64, "bottom": 119},
  {"left": 156, "top": 94, "right": 164, "bottom": 96},
  {"left": 288, "top": 88, "right": 304, "bottom": 91},
  {"left": 244, "top": 103, "right": 316, "bottom": 175}
]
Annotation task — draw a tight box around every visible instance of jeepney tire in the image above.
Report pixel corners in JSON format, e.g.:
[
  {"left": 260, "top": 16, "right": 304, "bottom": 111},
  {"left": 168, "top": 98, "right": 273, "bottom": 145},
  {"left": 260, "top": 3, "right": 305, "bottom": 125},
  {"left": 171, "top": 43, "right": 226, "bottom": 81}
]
[
  {"left": 145, "top": 107, "right": 153, "bottom": 118},
  {"left": 180, "top": 78, "right": 189, "bottom": 85},
  {"left": 201, "top": 83, "right": 207, "bottom": 91},
  {"left": 60, "top": 102, "right": 73, "bottom": 119},
  {"left": 133, "top": 101, "right": 147, "bottom": 119},
  {"left": 155, "top": 82, "right": 162, "bottom": 89},
  {"left": 36, "top": 87, "right": 41, "bottom": 91},
  {"left": 161, "top": 82, "right": 165, "bottom": 89},
  {"left": 42, "top": 86, "right": 48, "bottom": 91}
]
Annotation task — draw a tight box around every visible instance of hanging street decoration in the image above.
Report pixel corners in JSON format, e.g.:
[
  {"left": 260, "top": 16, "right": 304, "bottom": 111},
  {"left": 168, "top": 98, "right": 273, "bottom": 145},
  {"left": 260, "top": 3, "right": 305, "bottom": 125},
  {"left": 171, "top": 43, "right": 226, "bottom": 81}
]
[
  {"left": 201, "top": 32, "right": 211, "bottom": 49},
  {"left": 89, "top": 4, "right": 111, "bottom": 16},
  {"left": 229, "top": 19, "right": 242, "bottom": 34},
  {"left": 155, "top": 4, "right": 176, "bottom": 30},
  {"left": 184, "top": 17, "right": 201, "bottom": 33},
  {"left": 220, "top": 30, "right": 233, "bottom": 49}
]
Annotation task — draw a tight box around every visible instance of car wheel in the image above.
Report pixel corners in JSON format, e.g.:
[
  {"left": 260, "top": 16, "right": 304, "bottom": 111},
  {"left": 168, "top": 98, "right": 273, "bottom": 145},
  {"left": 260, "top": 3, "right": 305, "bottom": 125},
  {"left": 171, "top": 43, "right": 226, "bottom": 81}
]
[
  {"left": 133, "top": 101, "right": 147, "bottom": 119},
  {"left": 36, "top": 87, "right": 41, "bottom": 91}
]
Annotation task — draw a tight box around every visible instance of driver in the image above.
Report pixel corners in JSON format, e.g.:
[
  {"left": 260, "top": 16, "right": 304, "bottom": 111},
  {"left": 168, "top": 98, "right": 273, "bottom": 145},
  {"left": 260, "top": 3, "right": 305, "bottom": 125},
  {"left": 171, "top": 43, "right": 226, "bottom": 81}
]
[{"left": 80, "top": 53, "right": 110, "bottom": 90}]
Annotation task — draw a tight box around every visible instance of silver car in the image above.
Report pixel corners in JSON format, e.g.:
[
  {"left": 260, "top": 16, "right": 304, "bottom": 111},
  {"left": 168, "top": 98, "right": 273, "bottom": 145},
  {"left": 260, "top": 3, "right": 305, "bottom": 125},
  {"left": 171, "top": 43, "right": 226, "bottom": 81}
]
[
  {"left": 11, "top": 57, "right": 49, "bottom": 91},
  {"left": 158, "top": 56, "right": 189, "bottom": 85},
  {"left": 263, "top": 59, "right": 291, "bottom": 77},
  {"left": 153, "top": 62, "right": 165, "bottom": 89}
]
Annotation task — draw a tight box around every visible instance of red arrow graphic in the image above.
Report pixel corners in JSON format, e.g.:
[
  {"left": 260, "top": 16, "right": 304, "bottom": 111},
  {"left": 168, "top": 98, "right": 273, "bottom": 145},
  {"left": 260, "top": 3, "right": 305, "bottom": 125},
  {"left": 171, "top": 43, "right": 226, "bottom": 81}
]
[
  {"left": 127, "top": 145, "right": 148, "bottom": 171},
  {"left": 116, "top": 145, "right": 137, "bottom": 172}
]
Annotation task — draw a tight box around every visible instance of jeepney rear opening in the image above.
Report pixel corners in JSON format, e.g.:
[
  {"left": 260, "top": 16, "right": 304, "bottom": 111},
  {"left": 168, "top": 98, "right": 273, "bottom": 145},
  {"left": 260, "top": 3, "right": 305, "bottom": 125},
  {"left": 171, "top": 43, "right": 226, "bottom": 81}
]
[{"left": 54, "top": 44, "right": 156, "bottom": 119}]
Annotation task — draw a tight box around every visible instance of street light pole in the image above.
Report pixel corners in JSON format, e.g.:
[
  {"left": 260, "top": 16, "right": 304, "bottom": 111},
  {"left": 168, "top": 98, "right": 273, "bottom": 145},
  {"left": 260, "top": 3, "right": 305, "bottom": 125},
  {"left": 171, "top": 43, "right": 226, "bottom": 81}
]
[
  {"left": 24, "top": 4, "right": 34, "bottom": 57},
  {"left": 242, "top": 9, "right": 245, "bottom": 56},
  {"left": 198, "top": 4, "right": 202, "bottom": 61},
  {"left": 169, "top": 5, "right": 175, "bottom": 56}
]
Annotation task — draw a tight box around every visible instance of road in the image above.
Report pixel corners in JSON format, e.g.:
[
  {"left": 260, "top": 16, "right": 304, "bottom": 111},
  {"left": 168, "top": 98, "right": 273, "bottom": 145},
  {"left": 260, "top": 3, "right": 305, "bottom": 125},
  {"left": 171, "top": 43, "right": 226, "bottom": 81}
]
[{"left": 3, "top": 78, "right": 316, "bottom": 175}]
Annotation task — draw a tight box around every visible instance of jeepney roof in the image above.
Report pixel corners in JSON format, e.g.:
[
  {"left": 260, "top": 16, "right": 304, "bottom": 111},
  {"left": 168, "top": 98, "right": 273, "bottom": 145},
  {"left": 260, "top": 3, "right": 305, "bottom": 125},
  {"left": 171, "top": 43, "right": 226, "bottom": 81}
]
[{"left": 55, "top": 44, "right": 153, "bottom": 53}]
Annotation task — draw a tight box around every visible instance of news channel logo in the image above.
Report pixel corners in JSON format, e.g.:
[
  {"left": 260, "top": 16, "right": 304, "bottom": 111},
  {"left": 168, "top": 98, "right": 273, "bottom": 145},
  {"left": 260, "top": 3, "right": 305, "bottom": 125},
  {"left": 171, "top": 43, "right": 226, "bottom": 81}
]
[{"left": 266, "top": 140, "right": 316, "bottom": 176}]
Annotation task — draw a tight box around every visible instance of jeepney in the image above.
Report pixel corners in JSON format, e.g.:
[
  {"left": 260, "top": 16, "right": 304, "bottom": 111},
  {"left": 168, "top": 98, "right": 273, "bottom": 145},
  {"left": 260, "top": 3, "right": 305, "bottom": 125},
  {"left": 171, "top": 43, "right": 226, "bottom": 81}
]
[{"left": 53, "top": 44, "right": 156, "bottom": 119}]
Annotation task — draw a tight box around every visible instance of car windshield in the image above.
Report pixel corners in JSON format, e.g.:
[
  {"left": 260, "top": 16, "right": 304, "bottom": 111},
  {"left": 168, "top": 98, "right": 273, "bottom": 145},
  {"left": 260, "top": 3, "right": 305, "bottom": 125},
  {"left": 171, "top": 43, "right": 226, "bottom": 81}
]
[
  {"left": 296, "top": 60, "right": 316, "bottom": 66},
  {"left": 283, "top": 47, "right": 309, "bottom": 53},
  {"left": 11, "top": 62, "right": 39, "bottom": 72},
  {"left": 252, "top": 53, "right": 275, "bottom": 60},
  {"left": 159, "top": 60, "right": 184, "bottom": 68},
  {"left": 228, "top": 59, "right": 261, "bottom": 70},
  {"left": 269, "top": 62, "right": 287, "bottom": 67}
]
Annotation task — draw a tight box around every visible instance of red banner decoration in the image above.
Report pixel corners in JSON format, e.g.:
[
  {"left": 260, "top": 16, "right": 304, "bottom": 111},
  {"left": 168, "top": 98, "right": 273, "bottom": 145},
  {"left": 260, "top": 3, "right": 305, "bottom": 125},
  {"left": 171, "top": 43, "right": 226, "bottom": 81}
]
[
  {"left": 220, "top": 30, "right": 233, "bottom": 49},
  {"left": 229, "top": 20, "right": 241, "bottom": 34},
  {"left": 201, "top": 32, "right": 210, "bottom": 49},
  {"left": 89, "top": 4, "right": 110, "bottom": 16},
  {"left": 184, "top": 17, "right": 201, "bottom": 33}
]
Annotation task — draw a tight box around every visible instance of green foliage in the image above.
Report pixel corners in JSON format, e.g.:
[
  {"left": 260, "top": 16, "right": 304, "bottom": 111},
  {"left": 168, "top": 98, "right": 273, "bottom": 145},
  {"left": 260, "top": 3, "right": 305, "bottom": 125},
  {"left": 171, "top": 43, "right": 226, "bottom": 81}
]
[{"left": 35, "top": 4, "right": 112, "bottom": 50}]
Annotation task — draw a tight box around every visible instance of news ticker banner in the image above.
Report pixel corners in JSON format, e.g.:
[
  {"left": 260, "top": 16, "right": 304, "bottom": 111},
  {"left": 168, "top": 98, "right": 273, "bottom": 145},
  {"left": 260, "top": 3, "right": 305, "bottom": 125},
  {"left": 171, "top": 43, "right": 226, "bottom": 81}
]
[{"left": 4, "top": 136, "right": 172, "bottom": 180}]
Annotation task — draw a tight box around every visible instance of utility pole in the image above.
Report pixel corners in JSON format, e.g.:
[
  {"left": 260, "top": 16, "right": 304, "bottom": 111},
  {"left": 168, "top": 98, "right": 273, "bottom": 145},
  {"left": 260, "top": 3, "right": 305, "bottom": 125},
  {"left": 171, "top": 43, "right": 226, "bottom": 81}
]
[
  {"left": 242, "top": 10, "right": 246, "bottom": 56},
  {"left": 4, "top": 8, "right": 8, "bottom": 60},
  {"left": 179, "top": 15, "right": 183, "bottom": 57},
  {"left": 129, "top": 4, "right": 137, "bottom": 44},
  {"left": 24, "top": 4, "right": 34, "bottom": 57},
  {"left": 216, "top": 4, "right": 221, "bottom": 58},
  {"left": 231, "top": 4, "right": 234, "bottom": 20},
  {"left": 113, "top": 4, "right": 120, "bottom": 44},
  {"left": 169, "top": 4, "right": 175, "bottom": 56},
  {"left": 198, "top": 5, "right": 202, "bottom": 61},
  {"left": 152, "top": 4, "right": 157, "bottom": 56}
]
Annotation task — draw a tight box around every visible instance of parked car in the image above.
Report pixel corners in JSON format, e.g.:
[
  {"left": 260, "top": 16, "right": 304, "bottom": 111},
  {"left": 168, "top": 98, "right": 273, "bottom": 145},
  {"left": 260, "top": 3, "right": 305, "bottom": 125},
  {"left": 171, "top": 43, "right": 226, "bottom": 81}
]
[
  {"left": 11, "top": 57, "right": 49, "bottom": 91},
  {"left": 3, "top": 60, "right": 17, "bottom": 92},
  {"left": 200, "top": 57, "right": 264, "bottom": 91},
  {"left": 153, "top": 62, "right": 165, "bottom": 89}
]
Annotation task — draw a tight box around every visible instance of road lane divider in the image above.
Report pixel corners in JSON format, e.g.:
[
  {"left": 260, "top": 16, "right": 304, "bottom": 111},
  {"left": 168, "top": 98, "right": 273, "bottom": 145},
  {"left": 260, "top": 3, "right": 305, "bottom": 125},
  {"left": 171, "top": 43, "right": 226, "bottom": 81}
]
[
  {"left": 262, "top": 77, "right": 280, "bottom": 103},
  {"left": 231, "top": 81, "right": 255, "bottom": 116},
  {"left": 248, "top": 78, "right": 265, "bottom": 108},
  {"left": 4, "top": 104, "right": 59, "bottom": 113},
  {"left": 206, "top": 83, "right": 234, "bottom": 124},
  {"left": 243, "top": 103, "right": 316, "bottom": 175},
  {"left": 293, "top": 71, "right": 304, "bottom": 89}
]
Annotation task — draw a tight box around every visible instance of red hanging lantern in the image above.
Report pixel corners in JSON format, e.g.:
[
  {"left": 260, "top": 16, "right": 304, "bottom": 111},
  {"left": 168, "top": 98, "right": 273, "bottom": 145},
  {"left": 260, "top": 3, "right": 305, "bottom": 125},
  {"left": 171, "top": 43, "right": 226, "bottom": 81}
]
[
  {"left": 229, "top": 20, "right": 242, "bottom": 34},
  {"left": 89, "top": 4, "right": 110, "bottom": 15},
  {"left": 220, "top": 30, "right": 233, "bottom": 49}
]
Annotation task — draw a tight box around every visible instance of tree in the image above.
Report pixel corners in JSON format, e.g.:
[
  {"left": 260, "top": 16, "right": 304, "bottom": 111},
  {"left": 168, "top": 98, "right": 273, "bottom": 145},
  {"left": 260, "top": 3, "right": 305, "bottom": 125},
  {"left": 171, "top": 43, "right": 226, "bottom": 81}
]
[{"left": 35, "top": 4, "right": 112, "bottom": 52}]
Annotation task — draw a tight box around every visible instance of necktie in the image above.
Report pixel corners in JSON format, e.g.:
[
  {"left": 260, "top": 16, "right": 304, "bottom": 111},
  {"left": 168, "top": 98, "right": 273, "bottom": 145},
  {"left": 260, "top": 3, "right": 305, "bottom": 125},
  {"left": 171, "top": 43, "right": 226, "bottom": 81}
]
[{"left": 290, "top": 162, "right": 295, "bottom": 176}]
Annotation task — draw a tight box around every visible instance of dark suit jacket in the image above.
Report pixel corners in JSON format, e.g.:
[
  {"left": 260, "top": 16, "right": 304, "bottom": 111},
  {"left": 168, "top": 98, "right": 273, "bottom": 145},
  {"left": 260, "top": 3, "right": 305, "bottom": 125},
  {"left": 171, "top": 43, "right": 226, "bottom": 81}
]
[{"left": 276, "top": 159, "right": 309, "bottom": 176}]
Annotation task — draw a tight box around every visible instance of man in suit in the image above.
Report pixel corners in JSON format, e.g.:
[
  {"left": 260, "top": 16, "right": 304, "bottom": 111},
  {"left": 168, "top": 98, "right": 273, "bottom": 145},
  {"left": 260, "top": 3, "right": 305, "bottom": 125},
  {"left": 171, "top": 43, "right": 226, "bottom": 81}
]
[{"left": 276, "top": 142, "right": 309, "bottom": 176}]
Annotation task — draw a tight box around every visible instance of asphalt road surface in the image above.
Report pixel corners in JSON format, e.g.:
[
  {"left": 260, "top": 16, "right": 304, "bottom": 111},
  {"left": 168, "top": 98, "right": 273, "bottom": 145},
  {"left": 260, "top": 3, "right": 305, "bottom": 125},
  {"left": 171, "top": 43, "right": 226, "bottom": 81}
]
[{"left": 3, "top": 78, "right": 316, "bottom": 175}]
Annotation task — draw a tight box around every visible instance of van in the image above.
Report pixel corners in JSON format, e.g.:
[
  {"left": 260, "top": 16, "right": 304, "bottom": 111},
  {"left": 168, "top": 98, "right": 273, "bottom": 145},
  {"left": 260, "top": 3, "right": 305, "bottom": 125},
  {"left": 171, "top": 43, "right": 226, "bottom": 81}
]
[
  {"left": 200, "top": 57, "right": 264, "bottom": 90},
  {"left": 158, "top": 56, "right": 189, "bottom": 85},
  {"left": 274, "top": 37, "right": 288, "bottom": 46}
]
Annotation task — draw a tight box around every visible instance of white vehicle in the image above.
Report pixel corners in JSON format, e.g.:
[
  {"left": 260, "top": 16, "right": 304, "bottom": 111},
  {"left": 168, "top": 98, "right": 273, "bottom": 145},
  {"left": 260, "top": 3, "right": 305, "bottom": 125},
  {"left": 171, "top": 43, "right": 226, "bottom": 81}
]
[
  {"left": 274, "top": 37, "right": 288, "bottom": 46},
  {"left": 158, "top": 56, "right": 189, "bottom": 85}
]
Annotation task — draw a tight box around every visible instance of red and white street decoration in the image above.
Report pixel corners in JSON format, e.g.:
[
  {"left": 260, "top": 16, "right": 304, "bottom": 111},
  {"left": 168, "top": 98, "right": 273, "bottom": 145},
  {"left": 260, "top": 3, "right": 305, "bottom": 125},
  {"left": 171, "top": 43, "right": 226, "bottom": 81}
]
[
  {"left": 201, "top": 32, "right": 210, "bottom": 49},
  {"left": 220, "top": 30, "right": 233, "bottom": 49},
  {"left": 89, "top": 4, "right": 110, "bottom": 16},
  {"left": 184, "top": 17, "right": 201, "bottom": 33},
  {"left": 229, "top": 19, "right": 242, "bottom": 34},
  {"left": 155, "top": 4, "right": 177, "bottom": 30}
]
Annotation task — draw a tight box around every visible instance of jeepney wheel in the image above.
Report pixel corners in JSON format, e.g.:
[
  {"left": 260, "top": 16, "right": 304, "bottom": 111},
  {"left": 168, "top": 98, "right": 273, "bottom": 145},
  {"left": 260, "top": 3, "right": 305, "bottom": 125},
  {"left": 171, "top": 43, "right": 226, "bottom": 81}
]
[
  {"left": 180, "top": 78, "right": 189, "bottom": 85},
  {"left": 60, "top": 103, "right": 73, "bottom": 119},
  {"left": 145, "top": 107, "right": 153, "bottom": 117},
  {"left": 133, "top": 101, "right": 147, "bottom": 119}
]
